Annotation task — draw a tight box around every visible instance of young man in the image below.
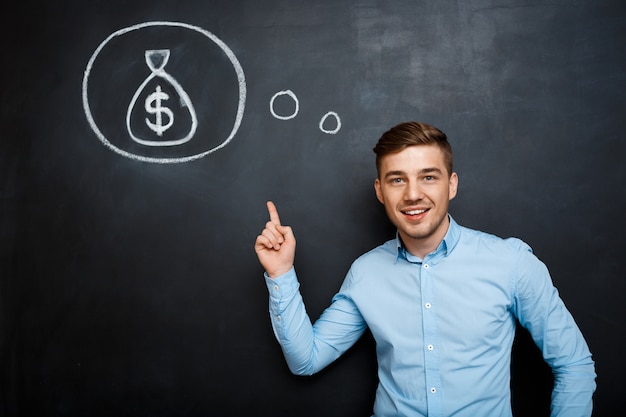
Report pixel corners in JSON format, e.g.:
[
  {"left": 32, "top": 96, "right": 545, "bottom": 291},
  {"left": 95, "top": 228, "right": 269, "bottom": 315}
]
[{"left": 254, "top": 121, "right": 596, "bottom": 417}]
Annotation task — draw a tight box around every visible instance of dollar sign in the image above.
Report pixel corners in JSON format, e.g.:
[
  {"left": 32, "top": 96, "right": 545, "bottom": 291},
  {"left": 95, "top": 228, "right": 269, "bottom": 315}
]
[{"left": 144, "top": 85, "right": 174, "bottom": 136}]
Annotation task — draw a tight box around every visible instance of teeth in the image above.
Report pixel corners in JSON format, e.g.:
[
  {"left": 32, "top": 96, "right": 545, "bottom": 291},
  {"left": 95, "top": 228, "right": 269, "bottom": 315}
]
[{"left": 405, "top": 209, "right": 426, "bottom": 215}]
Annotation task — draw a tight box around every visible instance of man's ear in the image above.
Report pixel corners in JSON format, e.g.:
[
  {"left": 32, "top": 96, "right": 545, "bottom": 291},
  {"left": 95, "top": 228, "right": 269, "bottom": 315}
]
[
  {"left": 449, "top": 172, "right": 459, "bottom": 200},
  {"left": 374, "top": 178, "right": 384, "bottom": 204}
]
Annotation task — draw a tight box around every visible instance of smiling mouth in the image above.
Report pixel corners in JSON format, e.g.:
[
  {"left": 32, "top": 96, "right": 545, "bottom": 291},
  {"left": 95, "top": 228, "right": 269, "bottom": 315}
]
[{"left": 402, "top": 209, "right": 428, "bottom": 215}]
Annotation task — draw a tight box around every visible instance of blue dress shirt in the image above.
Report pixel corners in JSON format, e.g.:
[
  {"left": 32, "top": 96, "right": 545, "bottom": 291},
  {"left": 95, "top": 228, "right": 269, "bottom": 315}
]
[{"left": 265, "top": 216, "right": 596, "bottom": 417}]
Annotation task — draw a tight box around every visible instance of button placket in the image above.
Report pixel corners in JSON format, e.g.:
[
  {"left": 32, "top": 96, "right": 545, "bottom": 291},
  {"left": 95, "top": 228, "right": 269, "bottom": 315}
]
[{"left": 421, "top": 257, "right": 442, "bottom": 411}]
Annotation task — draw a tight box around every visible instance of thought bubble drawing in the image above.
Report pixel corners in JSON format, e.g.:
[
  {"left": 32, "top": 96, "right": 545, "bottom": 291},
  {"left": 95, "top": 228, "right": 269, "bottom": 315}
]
[{"left": 84, "top": 21, "right": 346, "bottom": 165}]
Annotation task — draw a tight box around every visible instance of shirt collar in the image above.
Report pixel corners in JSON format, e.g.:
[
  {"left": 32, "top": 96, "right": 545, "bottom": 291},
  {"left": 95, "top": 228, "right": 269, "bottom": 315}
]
[{"left": 394, "top": 214, "right": 461, "bottom": 263}]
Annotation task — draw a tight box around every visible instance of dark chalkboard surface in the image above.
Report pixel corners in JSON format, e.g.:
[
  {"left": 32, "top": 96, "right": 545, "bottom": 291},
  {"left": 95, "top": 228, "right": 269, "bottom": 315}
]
[{"left": 1, "top": 1, "right": 625, "bottom": 416}]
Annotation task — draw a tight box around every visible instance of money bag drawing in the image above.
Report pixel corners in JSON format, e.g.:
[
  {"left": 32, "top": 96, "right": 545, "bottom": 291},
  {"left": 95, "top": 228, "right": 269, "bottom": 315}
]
[{"left": 126, "top": 49, "right": 198, "bottom": 146}]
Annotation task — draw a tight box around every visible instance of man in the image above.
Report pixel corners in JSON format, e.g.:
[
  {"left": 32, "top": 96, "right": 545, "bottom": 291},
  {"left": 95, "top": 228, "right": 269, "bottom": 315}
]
[{"left": 254, "top": 121, "right": 596, "bottom": 416}]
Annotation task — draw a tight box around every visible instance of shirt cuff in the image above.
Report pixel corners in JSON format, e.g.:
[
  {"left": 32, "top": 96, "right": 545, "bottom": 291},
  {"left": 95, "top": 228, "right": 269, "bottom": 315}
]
[{"left": 264, "top": 267, "right": 299, "bottom": 299}]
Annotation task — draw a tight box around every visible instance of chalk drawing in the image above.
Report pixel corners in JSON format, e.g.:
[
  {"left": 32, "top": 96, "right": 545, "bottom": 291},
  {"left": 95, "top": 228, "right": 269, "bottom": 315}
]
[
  {"left": 270, "top": 90, "right": 299, "bottom": 120},
  {"left": 319, "top": 111, "right": 341, "bottom": 134},
  {"left": 270, "top": 90, "right": 342, "bottom": 134},
  {"left": 83, "top": 21, "right": 246, "bottom": 164},
  {"left": 126, "top": 49, "right": 198, "bottom": 147}
]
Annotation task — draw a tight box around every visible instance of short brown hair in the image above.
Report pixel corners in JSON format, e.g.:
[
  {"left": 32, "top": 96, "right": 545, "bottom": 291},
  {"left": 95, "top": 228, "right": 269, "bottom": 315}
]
[{"left": 373, "top": 121, "right": 453, "bottom": 177}]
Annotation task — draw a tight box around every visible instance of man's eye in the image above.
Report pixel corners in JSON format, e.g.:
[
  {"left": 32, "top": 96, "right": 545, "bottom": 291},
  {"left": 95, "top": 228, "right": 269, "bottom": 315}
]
[
  {"left": 390, "top": 178, "right": 403, "bottom": 184},
  {"left": 424, "top": 176, "right": 436, "bottom": 181}
]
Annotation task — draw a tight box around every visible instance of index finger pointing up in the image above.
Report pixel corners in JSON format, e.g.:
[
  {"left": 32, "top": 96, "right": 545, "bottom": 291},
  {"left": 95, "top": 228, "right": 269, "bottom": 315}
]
[{"left": 266, "top": 201, "right": 281, "bottom": 225}]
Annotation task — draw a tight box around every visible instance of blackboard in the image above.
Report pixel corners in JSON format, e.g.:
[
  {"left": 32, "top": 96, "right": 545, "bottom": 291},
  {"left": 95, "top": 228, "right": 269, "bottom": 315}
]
[{"left": 1, "top": 1, "right": 625, "bottom": 416}]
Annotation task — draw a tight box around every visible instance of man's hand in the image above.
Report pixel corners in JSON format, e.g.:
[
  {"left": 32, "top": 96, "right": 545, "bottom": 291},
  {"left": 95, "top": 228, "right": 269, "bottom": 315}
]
[{"left": 254, "top": 201, "right": 296, "bottom": 278}]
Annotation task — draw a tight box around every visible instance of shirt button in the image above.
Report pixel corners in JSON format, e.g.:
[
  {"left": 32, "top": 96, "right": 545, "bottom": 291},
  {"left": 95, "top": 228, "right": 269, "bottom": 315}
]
[
  {"left": 430, "top": 387, "right": 437, "bottom": 394},
  {"left": 425, "top": 302, "right": 432, "bottom": 309},
  {"left": 427, "top": 344, "right": 434, "bottom": 351},
  {"left": 276, "top": 315, "right": 282, "bottom": 321},
  {"left": 423, "top": 264, "right": 430, "bottom": 269},
  {"left": 273, "top": 285, "right": 279, "bottom": 291}
]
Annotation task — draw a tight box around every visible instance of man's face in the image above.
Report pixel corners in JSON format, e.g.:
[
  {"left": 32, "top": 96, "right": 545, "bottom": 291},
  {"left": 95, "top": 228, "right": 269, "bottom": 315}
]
[{"left": 374, "top": 145, "right": 458, "bottom": 257}]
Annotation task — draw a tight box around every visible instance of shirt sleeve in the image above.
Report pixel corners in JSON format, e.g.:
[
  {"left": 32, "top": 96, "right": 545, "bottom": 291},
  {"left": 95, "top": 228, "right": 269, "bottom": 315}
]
[
  {"left": 510, "top": 240, "right": 597, "bottom": 417},
  {"left": 264, "top": 267, "right": 367, "bottom": 376}
]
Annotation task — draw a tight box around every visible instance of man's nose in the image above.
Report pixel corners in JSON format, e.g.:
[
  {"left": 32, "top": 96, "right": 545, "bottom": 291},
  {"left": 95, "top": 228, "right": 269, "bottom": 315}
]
[{"left": 404, "top": 181, "right": 424, "bottom": 201}]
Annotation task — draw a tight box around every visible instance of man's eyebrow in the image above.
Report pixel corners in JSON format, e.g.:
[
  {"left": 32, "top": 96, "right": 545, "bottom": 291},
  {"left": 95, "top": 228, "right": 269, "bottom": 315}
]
[
  {"left": 383, "top": 170, "right": 406, "bottom": 179},
  {"left": 419, "top": 167, "right": 443, "bottom": 175}
]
